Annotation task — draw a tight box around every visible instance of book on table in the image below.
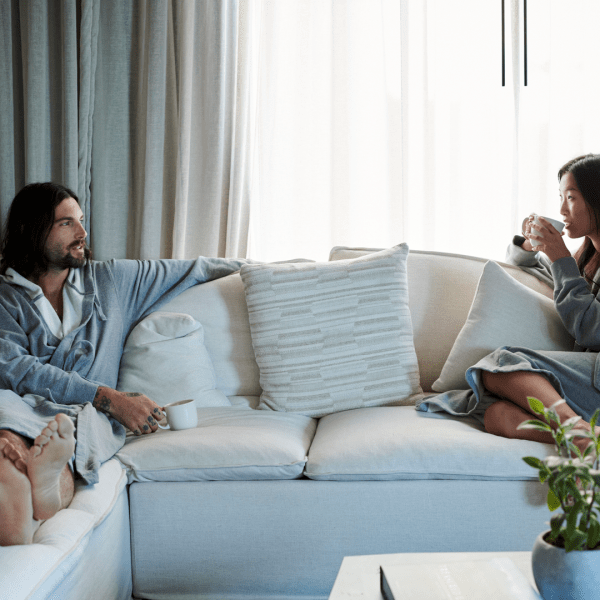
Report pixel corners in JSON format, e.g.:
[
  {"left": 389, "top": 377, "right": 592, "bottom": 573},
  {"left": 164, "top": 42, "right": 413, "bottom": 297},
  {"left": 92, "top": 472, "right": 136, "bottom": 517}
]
[{"left": 380, "top": 556, "right": 541, "bottom": 600}]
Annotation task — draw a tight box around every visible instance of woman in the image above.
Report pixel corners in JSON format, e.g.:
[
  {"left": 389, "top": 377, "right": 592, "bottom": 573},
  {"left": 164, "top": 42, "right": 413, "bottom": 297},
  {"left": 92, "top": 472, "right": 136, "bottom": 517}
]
[
  {"left": 475, "top": 154, "right": 600, "bottom": 451},
  {"left": 417, "top": 154, "right": 600, "bottom": 450}
]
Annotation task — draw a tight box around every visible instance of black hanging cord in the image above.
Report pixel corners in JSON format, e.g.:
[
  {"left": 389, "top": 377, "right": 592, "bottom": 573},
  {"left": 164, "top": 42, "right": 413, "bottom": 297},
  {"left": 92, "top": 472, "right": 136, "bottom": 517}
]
[
  {"left": 501, "top": 0, "right": 505, "bottom": 86},
  {"left": 523, "top": 0, "right": 528, "bottom": 85}
]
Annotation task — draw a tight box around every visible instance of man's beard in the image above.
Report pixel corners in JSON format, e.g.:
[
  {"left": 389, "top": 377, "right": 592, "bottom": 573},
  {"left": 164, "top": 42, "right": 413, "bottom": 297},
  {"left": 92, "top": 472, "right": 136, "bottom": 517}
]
[{"left": 46, "top": 243, "right": 91, "bottom": 270}]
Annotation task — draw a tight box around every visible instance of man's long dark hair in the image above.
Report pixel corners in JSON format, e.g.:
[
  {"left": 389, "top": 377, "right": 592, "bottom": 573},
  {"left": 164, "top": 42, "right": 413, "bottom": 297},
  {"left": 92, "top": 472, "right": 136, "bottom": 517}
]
[
  {"left": 559, "top": 154, "right": 600, "bottom": 291},
  {"left": 0, "top": 182, "right": 91, "bottom": 278}
]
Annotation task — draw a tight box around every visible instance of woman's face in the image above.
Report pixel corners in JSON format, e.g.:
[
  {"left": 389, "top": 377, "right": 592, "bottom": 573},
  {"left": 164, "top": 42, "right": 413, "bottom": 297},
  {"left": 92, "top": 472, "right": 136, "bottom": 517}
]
[{"left": 559, "top": 172, "right": 597, "bottom": 239}]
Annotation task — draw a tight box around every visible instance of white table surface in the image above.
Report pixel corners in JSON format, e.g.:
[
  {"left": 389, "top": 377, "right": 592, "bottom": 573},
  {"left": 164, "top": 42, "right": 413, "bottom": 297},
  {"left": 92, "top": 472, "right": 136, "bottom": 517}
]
[{"left": 328, "top": 551, "right": 538, "bottom": 599}]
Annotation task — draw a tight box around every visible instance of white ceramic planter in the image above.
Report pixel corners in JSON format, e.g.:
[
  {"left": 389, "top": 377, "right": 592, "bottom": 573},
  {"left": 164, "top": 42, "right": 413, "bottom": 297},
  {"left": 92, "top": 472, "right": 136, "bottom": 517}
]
[{"left": 532, "top": 530, "right": 600, "bottom": 600}]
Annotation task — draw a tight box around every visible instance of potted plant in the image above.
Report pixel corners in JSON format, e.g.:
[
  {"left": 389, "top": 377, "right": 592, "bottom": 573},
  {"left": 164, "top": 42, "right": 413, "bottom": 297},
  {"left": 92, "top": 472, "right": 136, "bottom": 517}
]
[{"left": 518, "top": 397, "right": 600, "bottom": 599}]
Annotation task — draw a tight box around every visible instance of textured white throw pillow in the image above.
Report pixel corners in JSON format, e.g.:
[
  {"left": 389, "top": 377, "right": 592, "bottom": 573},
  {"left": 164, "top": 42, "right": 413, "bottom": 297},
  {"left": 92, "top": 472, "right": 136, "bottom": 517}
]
[
  {"left": 239, "top": 244, "right": 422, "bottom": 417},
  {"left": 117, "top": 312, "right": 231, "bottom": 407},
  {"left": 432, "top": 260, "right": 575, "bottom": 392}
]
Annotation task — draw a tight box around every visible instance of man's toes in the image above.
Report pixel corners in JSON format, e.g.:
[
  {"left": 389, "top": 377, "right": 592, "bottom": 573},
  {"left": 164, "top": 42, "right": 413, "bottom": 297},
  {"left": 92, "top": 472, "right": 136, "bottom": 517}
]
[
  {"left": 54, "top": 414, "right": 75, "bottom": 437},
  {"left": 35, "top": 433, "right": 51, "bottom": 448},
  {"left": 46, "top": 420, "right": 59, "bottom": 433}
]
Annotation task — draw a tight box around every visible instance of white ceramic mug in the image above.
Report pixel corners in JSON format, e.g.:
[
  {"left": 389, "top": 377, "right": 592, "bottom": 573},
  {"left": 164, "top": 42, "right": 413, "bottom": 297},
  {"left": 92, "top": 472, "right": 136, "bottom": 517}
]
[
  {"left": 530, "top": 215, "right": 565, "bottom": 247},
  {"left": 157, "top": 399, "right": 198, "bottom": 431}
]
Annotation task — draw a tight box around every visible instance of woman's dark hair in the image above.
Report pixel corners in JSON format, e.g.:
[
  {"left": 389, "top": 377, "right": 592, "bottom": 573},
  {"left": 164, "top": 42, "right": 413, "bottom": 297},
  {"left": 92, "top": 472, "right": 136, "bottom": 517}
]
[
  {"left": 0, "top": 182, "right": 90, "bottom": 277},
  {"left": 559, "top": 154, "right": 600, "bottom": 289}
]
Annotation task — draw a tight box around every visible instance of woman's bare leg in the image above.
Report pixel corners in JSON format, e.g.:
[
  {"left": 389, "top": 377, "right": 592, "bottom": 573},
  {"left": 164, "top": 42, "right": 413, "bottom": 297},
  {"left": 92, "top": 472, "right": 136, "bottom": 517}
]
[{"left": 482, "top": 370, "right": 598, "bottom": 451}]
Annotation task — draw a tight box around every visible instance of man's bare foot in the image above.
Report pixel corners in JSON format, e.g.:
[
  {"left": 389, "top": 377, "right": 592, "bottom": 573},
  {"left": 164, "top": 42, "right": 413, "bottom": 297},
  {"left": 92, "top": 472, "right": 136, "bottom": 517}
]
[
  {"left": 0, "top": 438, "right": 35, "bottom": 545},
  {"left": 0, "top": 438, "right": 28, "bottom": 474},
  {"left": 27, "top": 414, "right": 75, "bottom": 521}
]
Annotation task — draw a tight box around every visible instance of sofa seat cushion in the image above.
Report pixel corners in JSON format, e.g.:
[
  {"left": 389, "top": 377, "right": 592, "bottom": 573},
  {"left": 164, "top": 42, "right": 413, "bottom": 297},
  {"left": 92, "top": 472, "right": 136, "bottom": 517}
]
[
  {"left": 115, "top": 407, "right": 317, "bottom": 482},
  {"left": 0, "top": 459, "right": 127, "bottom": 600},
  {"left": 304, "top": 405, "right": 554, "bottom": 481}
]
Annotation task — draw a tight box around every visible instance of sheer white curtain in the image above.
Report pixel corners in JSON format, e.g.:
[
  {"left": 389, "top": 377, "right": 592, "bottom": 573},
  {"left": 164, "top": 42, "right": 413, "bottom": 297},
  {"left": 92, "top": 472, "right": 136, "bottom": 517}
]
[
  {"left": 249, "top": 0, "right": 403, "bottom": 262},
  {"left": 91, "top": 0, "right": 260, "bottom": 260},
  {"left": 248, "top": 0, "right": 600, "bottom": 262}
]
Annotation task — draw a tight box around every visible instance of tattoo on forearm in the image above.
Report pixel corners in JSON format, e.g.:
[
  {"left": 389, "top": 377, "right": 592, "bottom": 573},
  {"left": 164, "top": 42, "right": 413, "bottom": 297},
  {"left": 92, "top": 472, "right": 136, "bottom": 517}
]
[
  {"left": 125, "top": 392, "right": 142, "bottom": 397},
  {"left": 93, "top": 389, "right": 112, "bottom": 414}
]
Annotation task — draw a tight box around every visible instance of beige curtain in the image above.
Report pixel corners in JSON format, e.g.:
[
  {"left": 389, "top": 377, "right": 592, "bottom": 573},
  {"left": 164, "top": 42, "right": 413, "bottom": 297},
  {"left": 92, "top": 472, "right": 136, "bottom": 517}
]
[
  {"left": 1, "top": 0, "right": 257, "bottom": 261},
  {"left": 90, "top": 0, "right": 258, "bottom": 260},
  {"left": 0, "top": 0, "right": 81, "bottom": 227}
]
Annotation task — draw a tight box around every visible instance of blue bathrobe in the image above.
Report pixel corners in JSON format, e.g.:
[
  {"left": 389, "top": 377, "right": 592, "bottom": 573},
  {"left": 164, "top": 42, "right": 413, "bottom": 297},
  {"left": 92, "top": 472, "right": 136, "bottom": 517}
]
[
  {"left": 0, "top": 257, "right": 249, "bottom": 483},
  {"left": 417, "top": 241, "right": 600, "bottom": 424}
]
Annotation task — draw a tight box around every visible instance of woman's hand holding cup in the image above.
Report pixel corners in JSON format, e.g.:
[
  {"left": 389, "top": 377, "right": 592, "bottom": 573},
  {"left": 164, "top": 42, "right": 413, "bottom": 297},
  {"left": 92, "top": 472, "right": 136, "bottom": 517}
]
[{"left": 522, "top": 214, "right": 569, "bottom": 262}]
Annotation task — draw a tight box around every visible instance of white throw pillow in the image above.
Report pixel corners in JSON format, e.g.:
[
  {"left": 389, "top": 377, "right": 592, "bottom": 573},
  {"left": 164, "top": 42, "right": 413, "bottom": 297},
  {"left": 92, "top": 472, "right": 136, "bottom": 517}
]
[
  {"left": 432, "top": 260, "right": 575, "bottom": 391},
  {"left": 117, "top": 312, "right": 231, "bottom": 407},
  {"left": 239, "top": 244, "right": 422, "bottom": 418}
]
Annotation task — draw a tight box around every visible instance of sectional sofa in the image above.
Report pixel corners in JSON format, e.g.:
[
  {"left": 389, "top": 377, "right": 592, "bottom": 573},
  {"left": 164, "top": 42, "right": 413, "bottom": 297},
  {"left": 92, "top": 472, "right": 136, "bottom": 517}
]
[{"left": 1, "top": 245, "right": 572, "bottom": 600}]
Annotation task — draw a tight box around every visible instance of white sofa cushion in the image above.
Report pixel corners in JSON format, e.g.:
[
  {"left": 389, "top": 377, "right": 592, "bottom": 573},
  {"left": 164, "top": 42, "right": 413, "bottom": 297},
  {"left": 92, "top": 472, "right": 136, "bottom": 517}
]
[
  {"left": 239, "top": 244, "right": 422, "bottom": 418},
  {"left": 117, "top": 312, "right": 231, "bottom": 407},
  {"left": 304, "top": 406, "right": 554, "bottom": 481},
  {"left": 115, "top": 407, "right": 317, "bottom": 482},
  {"left": 158, "top": 273, "right": 262, "bottom": 397},
  {"left": 432, "top": 260, "right": 575, "bottom": 391}
]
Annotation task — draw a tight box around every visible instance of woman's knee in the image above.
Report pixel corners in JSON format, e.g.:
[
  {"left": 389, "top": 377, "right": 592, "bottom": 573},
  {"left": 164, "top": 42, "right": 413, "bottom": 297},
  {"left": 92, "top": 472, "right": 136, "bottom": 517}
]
[{"left": 481, "top": 370, "right": 507, "bottom": 397}]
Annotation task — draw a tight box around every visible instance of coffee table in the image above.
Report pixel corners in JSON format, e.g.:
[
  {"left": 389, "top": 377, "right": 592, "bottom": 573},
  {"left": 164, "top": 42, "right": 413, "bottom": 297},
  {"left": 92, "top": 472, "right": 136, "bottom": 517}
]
[{"left": 328, "top": 551, "right": 539, "bottom": 599}]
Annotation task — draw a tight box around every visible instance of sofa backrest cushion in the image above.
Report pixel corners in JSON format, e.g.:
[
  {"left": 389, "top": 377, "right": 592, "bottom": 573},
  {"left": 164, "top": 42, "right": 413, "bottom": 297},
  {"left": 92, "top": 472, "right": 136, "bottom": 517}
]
[
  {"left": 158, "top": 272, "right": 261, "bottom": 397},
  {"left": 431, "top": 260, "right": 574, "bottom": 391}
]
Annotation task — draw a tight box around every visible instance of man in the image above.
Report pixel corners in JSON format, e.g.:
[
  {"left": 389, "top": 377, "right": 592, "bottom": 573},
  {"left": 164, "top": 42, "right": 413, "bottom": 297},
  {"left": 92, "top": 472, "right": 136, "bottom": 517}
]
[{"left": 0, "top": 182, "right": 250, "bottom": 545}]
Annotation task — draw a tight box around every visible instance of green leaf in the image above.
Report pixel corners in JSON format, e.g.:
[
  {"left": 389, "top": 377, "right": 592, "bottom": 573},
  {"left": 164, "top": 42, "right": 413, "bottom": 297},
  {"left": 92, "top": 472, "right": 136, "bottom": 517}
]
[
  {"left": 565, "top": 530, "right": 587, "bottom": 553},
  {"left": 527, "top": 397, "right": 546, "bottom": 415},
  {"left": 562, "top": 416, "right": 583, "bottom": 430},
  {"left": 517, "top": 420, "right": 552, "bottom": 433},
  {"left": 547, "top": 488, "right": 561, "bottom": 511},
  {"left": 554, "top": 466, "right": 578, "bottom": 484},
  {"left": 591, "top": 409, "right": 600, "bottom": 432},
  {"left": 566, "top": 509, "right": 579, "bottom": 539},
  {"left": 546, "top": 409, "right": 561, "bottom": 426},
  {"left": 550, "top": 399, "right": 567, "bottom": 411},
  {"left": 522, "top": 456, "right": 544, "bottom": 470},
  {"left": 588, "top": 518, "right": 600, "bottom": 549},
  {"left": 550, "top": 514, "right": 565, "bottom": 539}
]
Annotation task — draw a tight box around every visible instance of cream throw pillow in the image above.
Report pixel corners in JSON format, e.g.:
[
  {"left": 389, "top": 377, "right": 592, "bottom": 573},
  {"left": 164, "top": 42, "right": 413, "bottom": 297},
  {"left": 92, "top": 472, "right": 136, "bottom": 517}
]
[
  {"left": 239, "top": 244, "right": 422, "bottom": 417},
  {"left": 117, "top": 312, "right": 231, "bottom": 407},
  {"left": 432, "top": 260, "right": 575, "bottom": 391}
]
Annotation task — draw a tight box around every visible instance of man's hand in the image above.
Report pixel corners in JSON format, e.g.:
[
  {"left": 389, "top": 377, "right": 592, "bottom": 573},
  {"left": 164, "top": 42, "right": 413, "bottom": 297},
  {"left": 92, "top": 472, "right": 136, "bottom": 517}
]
[{"left": 92, "top": 386, "right": 164, "bottom": 435}]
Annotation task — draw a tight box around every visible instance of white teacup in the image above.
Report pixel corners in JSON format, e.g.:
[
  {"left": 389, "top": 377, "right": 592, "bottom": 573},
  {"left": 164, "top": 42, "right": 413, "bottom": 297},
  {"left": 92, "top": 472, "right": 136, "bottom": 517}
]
[
  {"left": 530, "top": 215, "right": 565, "bottom": 247},
  {"left": 157, "top": 399, "right": 198, "bottom": 431}
]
